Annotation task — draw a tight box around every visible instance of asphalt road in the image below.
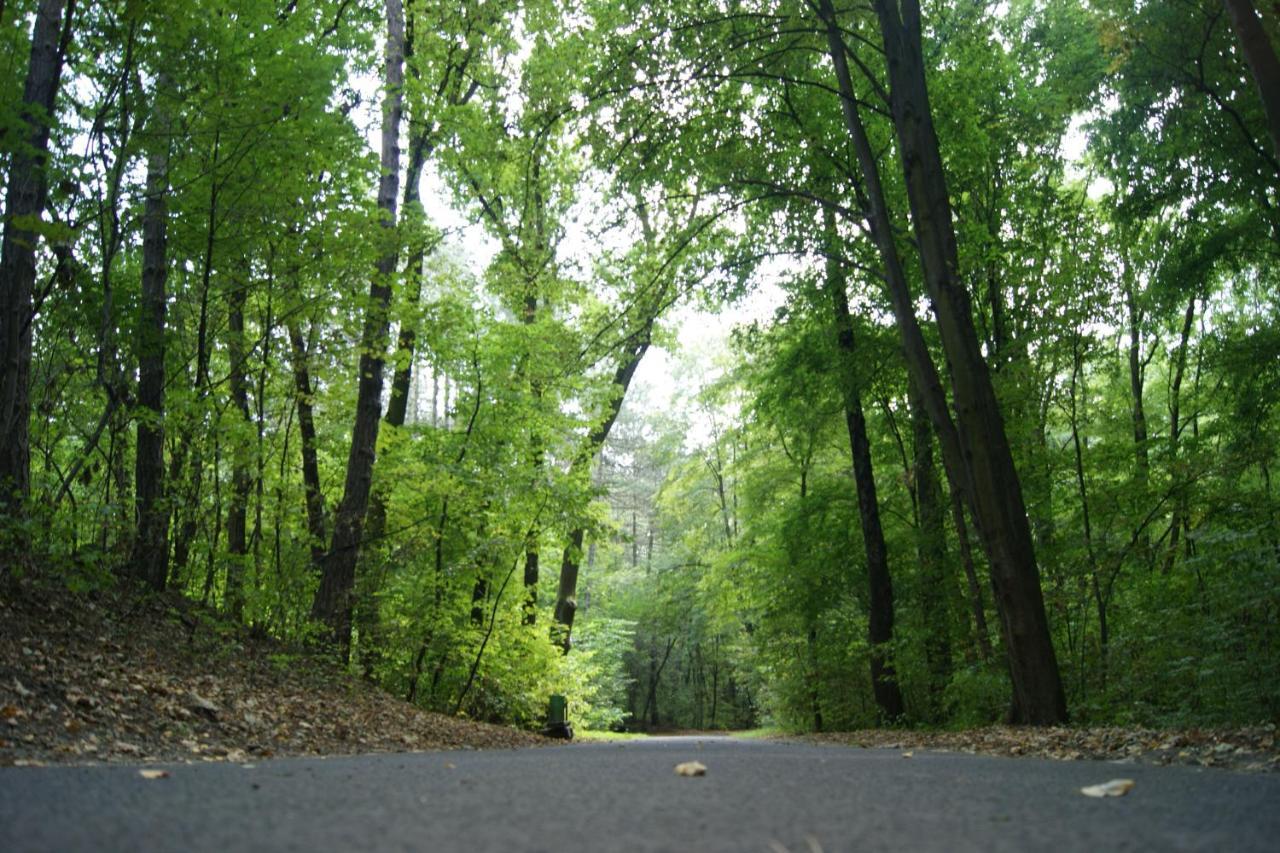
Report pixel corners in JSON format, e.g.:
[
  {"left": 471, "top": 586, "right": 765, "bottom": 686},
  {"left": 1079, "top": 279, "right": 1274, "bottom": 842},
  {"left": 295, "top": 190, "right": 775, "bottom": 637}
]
[{"left": 2, "top": 735, "right": 1277, "bottom": 852}]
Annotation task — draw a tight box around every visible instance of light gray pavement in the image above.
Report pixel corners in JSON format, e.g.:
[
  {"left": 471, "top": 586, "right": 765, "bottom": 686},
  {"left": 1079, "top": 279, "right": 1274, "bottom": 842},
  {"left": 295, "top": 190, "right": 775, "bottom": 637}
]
[{"left": 2, "top": 735, "right": 1277, "bottom": 852}]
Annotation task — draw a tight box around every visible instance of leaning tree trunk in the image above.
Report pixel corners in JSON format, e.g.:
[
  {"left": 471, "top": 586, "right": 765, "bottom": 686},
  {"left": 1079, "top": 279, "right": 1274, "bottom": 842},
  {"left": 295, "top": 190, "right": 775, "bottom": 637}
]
[
  {"left": 876, "top": 0, "right": 1063, "bottom": 724},
  {"left": 825, "top": 229, "right": 905, "bottom": 722},
  {"left": 131, "top": 80, "right": 171, "bottom": 592},
  {"left": 310, "top": 0, "right": 405, "bottom": 659},
  {"left": 552, "top": 326, "right": 652, "bottom": 651},
  {"left": 0, "top": 0, "right": 72, "bottom": 535},
  {"left": 357, "top": 115, "right": 433, "bottom": 680},
  {"left": 819, "top": 0, "right": 1066, "bottom": 723}
]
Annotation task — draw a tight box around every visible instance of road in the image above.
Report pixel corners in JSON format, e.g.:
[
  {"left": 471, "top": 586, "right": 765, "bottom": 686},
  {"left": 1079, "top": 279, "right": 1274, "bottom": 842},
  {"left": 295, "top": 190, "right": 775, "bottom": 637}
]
[{"left": 2, "top": 735, "right": 1277, "bottom": 852}]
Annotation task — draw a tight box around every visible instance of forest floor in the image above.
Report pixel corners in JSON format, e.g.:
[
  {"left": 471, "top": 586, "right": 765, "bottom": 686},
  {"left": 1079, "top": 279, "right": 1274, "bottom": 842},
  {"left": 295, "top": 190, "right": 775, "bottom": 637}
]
[
  {"left": 791, "top": 725, "right": 1279, "bottom": 773},
  {"left": 2, "top": 578, "right": 1276, "bottom": 773},
  {"left": 0, "top": 577, "right": 548, "bottom": 767}
]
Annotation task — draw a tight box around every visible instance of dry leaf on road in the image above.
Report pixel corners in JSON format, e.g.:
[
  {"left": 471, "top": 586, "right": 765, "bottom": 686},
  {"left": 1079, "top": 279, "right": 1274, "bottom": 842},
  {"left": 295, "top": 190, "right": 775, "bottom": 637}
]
[
  {"left": 674, "top": 761, "right": 707, "bottom": 777},
  {"left": 138, "top": 769, "right": 169, "bottom": 780},
  {"left": 1080, "top": 779, "right": 1135, "bottom": 797}
]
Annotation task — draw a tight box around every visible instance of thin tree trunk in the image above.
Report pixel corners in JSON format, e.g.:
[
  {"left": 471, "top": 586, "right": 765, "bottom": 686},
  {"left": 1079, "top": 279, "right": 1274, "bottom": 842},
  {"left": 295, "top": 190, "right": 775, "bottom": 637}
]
[
  {"left": 131, "top": 79, "right": 171, "bottom": 591},
  {"left": 1069, "top": 335, "right": 1106, "bottom": 687},
  {"left": 949, "top": 473, "right": 993, "bottom": 661},
  {"left": 819, "top": 0, "right": 1066, "bottom": 723},
  {"left": 1163, "top": 294, "right": 1198, "bottom": 574},
  {"left": 287, "top": 323, "right": 326, "bottom": 565},
  {"left": 825, "top": 222, "right": 905, "bottom": 722},
  {"left": 310, "top": 0, "right": 405, "bottom": 658},
  {"left": 553, "top": 329, "right": 652, "bottom": 651},
  {"left": 909, "top": 373, "right": 952, "bottom": 720},
  {"left": 0, "top": 0, "right": 72, "bottom": 530},
  {"left": 225, "top": 279, "right": 250, "bottom": 620}
]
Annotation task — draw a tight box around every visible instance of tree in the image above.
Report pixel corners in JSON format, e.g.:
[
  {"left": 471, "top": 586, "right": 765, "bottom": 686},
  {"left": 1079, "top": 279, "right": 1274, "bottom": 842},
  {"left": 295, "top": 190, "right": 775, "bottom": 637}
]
[
  {"left": 311, "top": 0, "right": 406, "bottom": 657},
  {"left": 0, "top": 0, "right": 73, "bottom": 542}
]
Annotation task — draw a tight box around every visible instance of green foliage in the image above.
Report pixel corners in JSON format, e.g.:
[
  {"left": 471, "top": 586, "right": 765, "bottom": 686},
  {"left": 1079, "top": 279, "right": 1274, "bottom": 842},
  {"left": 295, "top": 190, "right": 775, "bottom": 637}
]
[{"left": 7, "top": 0, "right": 1278, "bottom": 735}]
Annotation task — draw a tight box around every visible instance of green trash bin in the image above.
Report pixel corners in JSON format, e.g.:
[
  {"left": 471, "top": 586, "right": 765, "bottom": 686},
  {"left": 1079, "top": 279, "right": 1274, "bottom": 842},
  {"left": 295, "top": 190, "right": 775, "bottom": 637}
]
[{"left": 542, "top": 694, "right": 573, "bottom": 740}]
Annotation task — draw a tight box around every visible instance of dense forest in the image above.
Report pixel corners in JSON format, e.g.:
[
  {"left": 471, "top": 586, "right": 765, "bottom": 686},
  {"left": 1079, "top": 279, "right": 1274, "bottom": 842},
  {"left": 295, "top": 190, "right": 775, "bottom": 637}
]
[{"left": 1, "top": 0, "right": 1277, "bottom": 733}]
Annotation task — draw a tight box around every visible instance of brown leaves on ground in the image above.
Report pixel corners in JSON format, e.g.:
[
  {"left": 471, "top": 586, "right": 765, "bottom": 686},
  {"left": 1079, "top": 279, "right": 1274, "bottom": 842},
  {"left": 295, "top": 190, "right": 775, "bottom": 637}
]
[
  {"left": 796, "top": 724, "right": 1279, "bottom": 773},
  {"left": 0, "top": 578, "right": 548, "bottom": 767}
]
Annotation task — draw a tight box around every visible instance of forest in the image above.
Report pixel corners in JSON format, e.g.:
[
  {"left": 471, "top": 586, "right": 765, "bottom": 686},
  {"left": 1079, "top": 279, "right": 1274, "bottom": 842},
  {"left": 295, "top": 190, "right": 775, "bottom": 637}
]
[{"left": 1, "top": 0, "right": 1277, "bottom": 735}]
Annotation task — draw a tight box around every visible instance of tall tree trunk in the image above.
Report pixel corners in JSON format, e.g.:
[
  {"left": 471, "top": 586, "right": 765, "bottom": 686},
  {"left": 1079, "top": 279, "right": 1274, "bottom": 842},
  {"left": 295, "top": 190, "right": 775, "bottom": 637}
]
[
  {"left": 1068, "top": 335, "right": 1106, "bottom": 687},
  {"left": 825, "top": 224, "right": 905, "bottom": 722},
  {"left": 1123, "top": 255, "right": 1152, "bottom": 563},
  {"left": 131, "top": 80, "right": 171, "bottom": 591},
  {"left": 225, "top": 279, "right": 251, "bottom": 620},
  {"left": 949, "top": 473, "right": 993, "bottom": 662},
  {"left": 908, "top": 373, "right": 952, "bottom": 720},
  {"left": 819, "top": 0, "right": 1066, "bottom": 723},
  {"left": 0, "top": 0, "right": 72, "bottom": 534},
  {"left": 310, "top": 0, "right": 405, "bottom": 658},
  {"left": 287, "top": 323, "right": 326, "bottom": 566},
  {"left": 553, "top": 328, "right": 652, "bottom": 651},
  {"left": 1224, "top": 0, "right": 1280, "bottom": 163},
  {"left": 522, "top": 292, "right": 542, "bottom": 625},
  {"left": 1163, "top": 294, "right": 1198, "bottom": 574}
]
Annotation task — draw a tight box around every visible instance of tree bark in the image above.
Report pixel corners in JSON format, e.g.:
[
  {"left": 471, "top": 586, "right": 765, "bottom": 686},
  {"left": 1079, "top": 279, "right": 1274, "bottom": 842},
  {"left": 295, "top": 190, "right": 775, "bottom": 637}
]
[
  {"left": 131, "top": 78, "right": 171, "bottom": 592},
  {"left": 908, "top": 373, "right": 952, "bottom": 719},
  {"left": 1224, "top": 0, "right": 1280, "bottom": 164},
  {"left": 552, "top": 326, "right": 652, "bottom": 651},
  {"left": 825, "top": 224, "right": 905, "bottom": 722},
  {"left": 310, "top": 0, "right": 405, "bottom": 658},
  {"left": 819, "top": 0, "right": 1066, "bottom": 723},
  {"left": 287, "top": 323, "right": 326, "bottom": 566},
  {"left": 0, "top": 0, "right": 72, "bottom": 530},
  {"left": 225, "top": 279, "right": 251, "bottom": 620}
]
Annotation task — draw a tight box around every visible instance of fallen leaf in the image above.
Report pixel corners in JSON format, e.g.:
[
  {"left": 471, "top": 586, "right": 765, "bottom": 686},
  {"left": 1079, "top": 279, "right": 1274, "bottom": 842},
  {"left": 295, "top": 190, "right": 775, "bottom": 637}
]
[
  {"left": 1080, "top": 778, "right": 1135, "bottom": 798},
  {"left": 138, "top": 769, "right": 169, "bottom": 779},
  {"left": 674, "top": 761, "right": 707, "bottom": 777},
  {"left": 902, "top": 751, "right": 914, "bottom": 758}
]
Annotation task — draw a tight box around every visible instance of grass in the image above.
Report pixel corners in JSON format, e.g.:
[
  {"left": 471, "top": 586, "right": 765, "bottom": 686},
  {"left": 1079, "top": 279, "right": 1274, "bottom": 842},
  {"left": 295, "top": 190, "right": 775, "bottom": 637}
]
[
  {"left": 729, "top": 727, "right": 789, "bottom": 740},
  {"left": 575, "top": 729, "right": 649, "bottom": 742}
]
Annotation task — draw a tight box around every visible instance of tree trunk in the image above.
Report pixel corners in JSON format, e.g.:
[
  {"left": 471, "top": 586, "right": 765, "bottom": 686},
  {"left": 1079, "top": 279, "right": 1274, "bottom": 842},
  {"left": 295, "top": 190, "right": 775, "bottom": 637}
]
[
  {"left": 909, "top": 373, "right": 952, "bottom": 720},
  {"left": 949, "top": 473, "right": 993, "bottom": 662},
  {"left": 819, "top": 0, "right": 1066, "bottom": 723},
  {"left": 1224, "top": 0, "right": 1280, "bottom": 164},
  {"left": 0, "top": 0, "right": 72, "bottom": 531},
  {"left": 1068, "top": 334, "right": 1105, "bottom": 687},
  {"left": 225, "top": 279, "right": 250, "bottom": 620},
  {"left": 310, "top": 0, "right": 405, "bottom": 658},
  {"left": 553, "top": 329, "right": 652, "bottom": 651},
  {"left": 1163, "top": 294, "right": 1198, "bottom": 574},
  {"left": 825, "top": 226, "right": 905, "bottom": 722},
  {"left": 131, "top": 81, "right": 171, "bottom": 592},
  {"left": 287, "top": 323, "right": 326, "bottom": 566}
]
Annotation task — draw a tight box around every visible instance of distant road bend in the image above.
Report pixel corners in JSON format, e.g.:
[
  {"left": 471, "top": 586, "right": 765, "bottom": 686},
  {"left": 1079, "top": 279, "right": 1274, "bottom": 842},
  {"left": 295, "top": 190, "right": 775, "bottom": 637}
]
[{"left": 2, "top": 735, "right": 1277, "bottom": 852}]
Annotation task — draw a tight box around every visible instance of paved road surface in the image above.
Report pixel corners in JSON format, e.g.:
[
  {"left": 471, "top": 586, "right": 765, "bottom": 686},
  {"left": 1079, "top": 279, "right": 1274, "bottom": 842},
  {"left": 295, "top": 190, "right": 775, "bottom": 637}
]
[{"left": 2, "top": 735, "right": 1277, "bottom": 851}]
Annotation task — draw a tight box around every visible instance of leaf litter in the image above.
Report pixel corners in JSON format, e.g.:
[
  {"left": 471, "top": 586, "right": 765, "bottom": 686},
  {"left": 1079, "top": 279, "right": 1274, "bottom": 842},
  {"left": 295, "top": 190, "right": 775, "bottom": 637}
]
[
  {"left": 794, "top": 724, "right": 1277, "bottom": 773},
  {"left": 0, "top": 578, "right": 549, "bottom": 767}
]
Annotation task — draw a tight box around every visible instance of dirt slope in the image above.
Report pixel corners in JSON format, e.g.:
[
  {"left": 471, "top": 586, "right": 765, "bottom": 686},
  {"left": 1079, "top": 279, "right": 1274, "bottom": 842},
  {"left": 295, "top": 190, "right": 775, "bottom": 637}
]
[{"left": 0, "top": 578, "right": 548, "bottom": 767}]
